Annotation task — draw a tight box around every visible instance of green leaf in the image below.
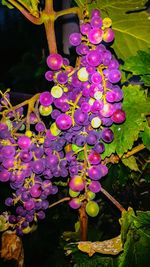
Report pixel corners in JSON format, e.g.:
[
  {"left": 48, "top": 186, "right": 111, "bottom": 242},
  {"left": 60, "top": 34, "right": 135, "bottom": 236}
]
[
  {"left": 141, "top": 75, "right": 150, "bottom": 86},
  {"left": 118, "top": 208, "right": 150, "bottom": 267},
  {"left": 122, "top": 49, "right": 150, "bottom": 75},
  {"left": 122, "top": 156, "right": 140, "bottom": 172},
  {"left": 141, "top": 125, "right": 150, "bottom": 150},
  {"left": 101, "top": 85, "right": 150, "bottom": 159}
]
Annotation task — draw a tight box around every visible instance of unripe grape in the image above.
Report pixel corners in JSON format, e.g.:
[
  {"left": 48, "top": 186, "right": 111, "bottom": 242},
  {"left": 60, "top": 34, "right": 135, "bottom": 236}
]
[{"left": 86, "top": 201, "right": 99, "bottom": 217}]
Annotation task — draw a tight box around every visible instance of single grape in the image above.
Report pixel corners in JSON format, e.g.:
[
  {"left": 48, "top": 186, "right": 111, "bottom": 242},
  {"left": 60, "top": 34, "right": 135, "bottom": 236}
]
[
  {"left": 47, "top": 53, "right": 63, "bottom": 70},
  {"left": 111, "top": 109, "right": 126, "bottom": 123},
  {"left": 39, "top": 91, "right": 53, "bottom": 107},
  {"left": 85, "top": 201, "right": 99, "bottom": 217}
]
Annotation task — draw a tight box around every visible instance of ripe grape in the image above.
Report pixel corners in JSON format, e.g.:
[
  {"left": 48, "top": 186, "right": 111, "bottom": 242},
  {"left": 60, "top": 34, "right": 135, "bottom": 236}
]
[{"left": 47, "top": 53, "right": 63, "bottom": 70}]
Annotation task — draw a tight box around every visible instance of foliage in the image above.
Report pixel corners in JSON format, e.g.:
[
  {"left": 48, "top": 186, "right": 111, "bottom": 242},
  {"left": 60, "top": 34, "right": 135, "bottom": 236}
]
[{"left": 122, "top": 49, "right": 150, "bottom": 86}]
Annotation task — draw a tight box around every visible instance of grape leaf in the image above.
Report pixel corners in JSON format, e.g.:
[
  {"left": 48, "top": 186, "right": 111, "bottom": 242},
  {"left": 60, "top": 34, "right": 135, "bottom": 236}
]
[
  {"left": 122, "top": 156, "right": 140, "bottom": 172},
  {"left": 141, "top": 125, "right": 150, "bottom": 150},
  {"left": 122, "top": 49, "right": 150, "bottom": 75},
  {"left": 101, "top": 85, "right": 150, "bottom": 158},
  {"left": 118, "top": 208, "right": 150, "bottom": 267},
  {"left": 141, "top": 75, "right": 150, "bottom": 86},
  {"left": 74, "top": 0, "right": 150, "bottom": 60}
]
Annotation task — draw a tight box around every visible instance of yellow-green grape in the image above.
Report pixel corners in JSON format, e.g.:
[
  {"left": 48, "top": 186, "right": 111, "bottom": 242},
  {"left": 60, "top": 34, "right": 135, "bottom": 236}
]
[
  {"left": 91, "top": 117, "right": 101, "bottom": 128},
  {"left": 51, "top": 85, "right": 63, "bottom": 98},
  {"left": 94, "top": 91, "right": 103, "bottom": 100},
  {"left": 85, "top": 201, "right": 99, "bottom": 217},
  {"left": 88, "top": 98, "right": 95, "bottom": 106},
  {"left": 25, "top": 130, "right": 33, "bottom": 137},
  {"left": 69, "top": 188, "right": 80, "bottom": 198},
  {"left": 103, "top": 17, "right": 112, "bottom": 28},
  {"left": 39, "top": 104, "right": 52, "bottom": 116},
  {"left": 86, "top": 190, "right": 96, "bottom": 200},
  {"left": 77, "top": 67, "right": 89, "bottom": 82},
  {"left": 50, "top": 122, "right": 61, "bottom": 136}
]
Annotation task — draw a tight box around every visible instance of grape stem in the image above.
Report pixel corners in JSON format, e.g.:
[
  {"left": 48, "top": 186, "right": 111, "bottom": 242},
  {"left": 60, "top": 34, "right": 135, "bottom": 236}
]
[
  {"left": 2, "top": 93, "right": 40, "bottom": 131},
  {"left": 6, "top": 0, "right": 83, "bottom": 54},
  {"left": 100, "top": 187, "right": 126, "bottom": 212},
  {"left": 48, "top": 197, "right": 70, "bottom": 209}
]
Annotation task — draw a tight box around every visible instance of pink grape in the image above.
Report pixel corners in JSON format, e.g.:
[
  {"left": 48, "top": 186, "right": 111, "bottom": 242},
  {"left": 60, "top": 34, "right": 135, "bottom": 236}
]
[
  {"left": 69, "top": 176, "right": 85, "bottom": 192},
  {"left": 103, "top": 28, "right": 115, "bottom": 43},
  {"left": 69, "top": 33, "right": 82, "bottom": 46},
  {"left": 46, "top": 53, "right": 63, "bottom": 70},
  {"left": 56, "top": 114, "right": 72, "bottom": 130},
  {"left": 30, "top": 184, "right": 42, "bottom": 198},
  {"left": 69, "top": 198, "right": 81, "bottom": 209},
  {"left": 39, "top": 91, "right": 53, "bottom": 106},
  {"left": 86, "top": 50, "right": 102, "bottom": 66},
  {"left": 88, "top": 181, "right": 101, "bottom": 193},
  {"left": 111, "top": 109, "right": 126, "bottom": 123},
  {"left": 88, "top": 28, "right": 103, "bottom": 44},
  {"left": 18, "top": 136, "right": 31, "bottom": 149}
]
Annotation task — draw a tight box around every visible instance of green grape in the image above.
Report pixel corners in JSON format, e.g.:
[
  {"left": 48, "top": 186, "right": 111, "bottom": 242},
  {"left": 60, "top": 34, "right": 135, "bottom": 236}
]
[
  {"left": 69, "top": 188, "right": 80, "bottom": 198},
  {"left": 85, "top": 201, "right": 99, "bottom": 217},
  {"left": 39, "top": 105, "right": 52, "bottom": 116},
  {"left": 51, "top": 85, "right": 63, "bottom": 98}
]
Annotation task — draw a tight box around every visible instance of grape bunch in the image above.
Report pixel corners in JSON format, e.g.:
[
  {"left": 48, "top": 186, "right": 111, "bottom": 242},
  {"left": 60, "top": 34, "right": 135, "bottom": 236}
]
[{"left": 0, "top": 9, "right": 126, "bottom": 234}]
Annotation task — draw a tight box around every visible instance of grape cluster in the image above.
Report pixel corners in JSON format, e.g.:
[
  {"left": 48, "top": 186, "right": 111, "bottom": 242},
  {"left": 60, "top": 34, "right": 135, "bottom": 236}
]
[{"left": 0, "top": 9, "right": 126, "bottom": 234}]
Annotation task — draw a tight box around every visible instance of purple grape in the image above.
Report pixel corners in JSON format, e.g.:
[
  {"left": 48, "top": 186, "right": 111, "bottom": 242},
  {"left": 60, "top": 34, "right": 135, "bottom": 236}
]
[
  {"left": 18, "top": 136, "right": 31, "bottom": 150},
  {"left": 37, "top": 210, "right": 46, "bottom": 220},
  {"left": 47, "top": 53, "right": 63, "bottom": 70},
  {"left": 39, "top": 91, "right": 53, "bottom": 106},
  {"left": 88, "top": 165, "right": 102, "bottom": 180},
  {"left": 30, "top": 184, "right": 42, "bottom": 198},
  {"left": 20, "top": 150, "right": 33, "bottom": 162},
  {"left": 56, "top": 72, "right": 68, "bottom": 84},
  {"left": 35, "top": 122, "right": 45, "bottom": 132},
  {"left": 88, "top": 181, "right": 101, "bottom": 193},
  {"left": 2, "top": 146, "right": 16, "bottom": 159},
  {"left": 32, "top": 159, "right": 45, "bottom": 174},
  {"left": 90, "top": 16, "right": 103, "bottom": 28},
  {"left": 0, "top": 169, "right": 10, "bottom": 182},
  {"left": 101, "top": 128, "right": 114, "bottom": 143},
  {"left": 45, "top": 70, "right": 54, "bottom": 81},
  {"left": 111, "top": 109, "right": 126, "bottom": 123},
  {"left": 108, "top": 69, "right": 121, "bottom": 83},
  {"left": 69, "top": 33, "right": 82, "bottom": 46},
  {"left": 88, "top": 28, "right": 103, "bottom": 44},
  {"left": 69, "top": 198, "right": 81, "bottom": 209},
  {"left": 56, "top": 114, "right": 72, "bottom": 130},
  {"left": 24, "top": 199, "right": 35, "bottom": 211},
  {"left": 80, "top": 23, "right": 91, "bottom": 35},
  {"left": 86, "top": 50, "right": 102, "bottom": 66}
]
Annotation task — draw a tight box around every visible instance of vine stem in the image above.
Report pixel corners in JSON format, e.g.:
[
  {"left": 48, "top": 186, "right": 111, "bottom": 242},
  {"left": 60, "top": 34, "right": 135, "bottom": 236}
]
[
  {"left": 100, "top": 187, "right": 126, "bottom": 212},
  {"left": 48, "top": 197, "right": 70, "bottom": 209}
]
